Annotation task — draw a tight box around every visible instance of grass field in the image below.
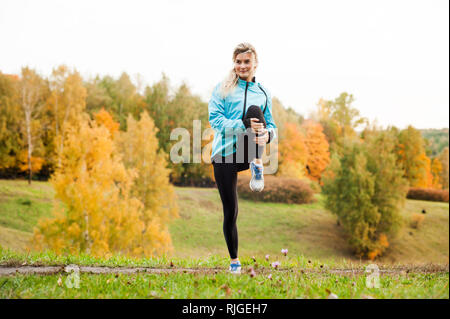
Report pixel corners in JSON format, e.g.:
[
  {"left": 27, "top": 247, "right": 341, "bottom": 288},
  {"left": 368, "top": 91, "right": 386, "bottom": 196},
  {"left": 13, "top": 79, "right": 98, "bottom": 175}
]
[
  {"left": 0, "top": 179, "right": 448, "bottom": 299},
  {"left": 1, "top": 270, "right": 448, "bottom": 299},
  {"left": 0, "top": 248, "right": 448, "bottom": 299}
]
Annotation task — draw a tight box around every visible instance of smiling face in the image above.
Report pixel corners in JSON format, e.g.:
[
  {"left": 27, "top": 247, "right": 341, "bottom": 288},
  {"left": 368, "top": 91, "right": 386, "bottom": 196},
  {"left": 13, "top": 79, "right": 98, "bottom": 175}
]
[{"left": 234, "top": 52, "right": 257, "bottom": 82}]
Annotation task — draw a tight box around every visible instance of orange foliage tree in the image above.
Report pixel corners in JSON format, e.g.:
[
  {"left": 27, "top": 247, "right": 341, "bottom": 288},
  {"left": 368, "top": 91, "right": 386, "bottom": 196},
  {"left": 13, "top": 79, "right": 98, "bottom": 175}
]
[
  {"left": 276, "top": 122, "right": 308, "bottom": 179},
  {"left": 301, "top": 119, "right": 330, "bottom": 183},
  {"left": 95, "top": 107, "right": 120, "bottom": 137}
]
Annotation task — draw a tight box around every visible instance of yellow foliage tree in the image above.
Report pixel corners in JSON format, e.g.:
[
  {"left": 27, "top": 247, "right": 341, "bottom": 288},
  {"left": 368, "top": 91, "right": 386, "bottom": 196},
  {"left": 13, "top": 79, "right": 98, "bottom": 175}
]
[
  {"left": 32, "top": 115, "right": 171, "bottom": 257},
  {"left": 431, "top": 157, "right": 443, "bottom": 189},
  {"left": 18, "top": 67, "right": 49, "bottom": 184},
  {"left": 47, "top": 66, "right": 87, "bottom": 169},
  {"left": 0, "top": 73, "right": 23, "bottom": 171},
  {"left": 396, "top": 126, "right": 432, "bottom": 188},
  {"left": 115, "top": 111, "right": 179, "bottom": 256}
]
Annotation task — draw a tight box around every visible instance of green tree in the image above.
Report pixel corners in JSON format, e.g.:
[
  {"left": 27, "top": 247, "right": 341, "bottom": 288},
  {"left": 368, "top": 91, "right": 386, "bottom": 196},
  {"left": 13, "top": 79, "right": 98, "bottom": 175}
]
[
  {"left": 143, "top": 74, "right": 171, "bottom": 151},
  {"left": 84, "top": 75, "right": 113, "bottom": 117},
  {"left": 314, "top": 93, "right": 367, "bottom": 155},
  {"left": 92, "top": 72, "right": 142, "bottom": 130},
  {"left": 322, "top": 129, "right": 408, "bottom": 259}
]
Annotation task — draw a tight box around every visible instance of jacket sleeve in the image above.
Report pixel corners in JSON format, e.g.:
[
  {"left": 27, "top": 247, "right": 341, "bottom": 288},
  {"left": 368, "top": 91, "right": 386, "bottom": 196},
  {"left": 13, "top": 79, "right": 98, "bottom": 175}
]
[
  {"left": 263, "top": 88, "right": 277, "bottom": 144},
  {"left": 208, "top": 83, "right": 246, "bottom": 134}
]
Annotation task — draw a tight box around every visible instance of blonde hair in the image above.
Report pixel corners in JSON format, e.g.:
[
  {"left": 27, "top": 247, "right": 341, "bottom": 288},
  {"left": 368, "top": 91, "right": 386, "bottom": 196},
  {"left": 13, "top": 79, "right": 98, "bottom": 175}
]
[{"left": 219, "top": 42, "right": 258, "bottom": 98}]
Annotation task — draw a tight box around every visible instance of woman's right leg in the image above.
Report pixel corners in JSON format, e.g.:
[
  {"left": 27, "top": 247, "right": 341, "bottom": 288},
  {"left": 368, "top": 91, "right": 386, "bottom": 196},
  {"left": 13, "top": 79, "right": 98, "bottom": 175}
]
[
  {"left": 242, "top": 105, "right": 267, "bottom": 192},
  {"left": 213, "top": 161, "right": 239, "bottom": 260},
  {"left": 243, "top": 105, "right": 267, "bottom": 163}
]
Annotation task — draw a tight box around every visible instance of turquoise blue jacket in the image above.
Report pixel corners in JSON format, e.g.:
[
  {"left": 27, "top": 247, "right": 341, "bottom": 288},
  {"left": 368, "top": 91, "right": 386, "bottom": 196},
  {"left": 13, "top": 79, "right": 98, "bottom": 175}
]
[{"left": 208, "top": 77, "right": 277, "bottom": 160}]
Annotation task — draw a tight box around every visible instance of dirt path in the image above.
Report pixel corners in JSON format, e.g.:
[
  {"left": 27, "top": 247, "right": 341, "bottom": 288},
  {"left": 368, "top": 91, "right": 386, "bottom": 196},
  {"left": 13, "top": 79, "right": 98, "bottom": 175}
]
[{"left": 0, "top": 264, "right": 448, "bottom": 276}]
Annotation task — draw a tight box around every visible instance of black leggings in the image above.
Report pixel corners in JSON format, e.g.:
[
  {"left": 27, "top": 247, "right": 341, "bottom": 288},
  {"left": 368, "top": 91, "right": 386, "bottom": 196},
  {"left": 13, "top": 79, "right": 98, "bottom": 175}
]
[{"left": 212, "top": 105, "right": 266, "bottom": 259}]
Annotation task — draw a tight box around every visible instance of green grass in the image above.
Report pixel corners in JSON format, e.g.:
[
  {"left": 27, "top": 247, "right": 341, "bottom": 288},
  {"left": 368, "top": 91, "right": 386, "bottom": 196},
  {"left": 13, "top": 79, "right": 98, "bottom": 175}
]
[
  {"left": 1, "top": 247, "right": 447, "bottom": 299},
  {"left": 1, "top": 179, "right": 448, "bottom": 299},
  {"left": 0, "top": 179, "right": 448, "bottom": 264},
  {"left": 1, "top": 271, "right": 448, "bottom": 299},
  {"left": 0, "top": 180, "right": 54, "bottom": 233},
  {"left": 2, "top": 247, "right": 448, "bottom": 274}
]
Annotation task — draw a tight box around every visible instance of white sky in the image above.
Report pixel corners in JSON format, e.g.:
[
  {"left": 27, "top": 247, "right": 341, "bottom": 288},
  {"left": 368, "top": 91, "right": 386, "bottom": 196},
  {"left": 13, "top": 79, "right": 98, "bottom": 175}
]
[{"left": 1, "top": 0, "right": 448, "bottom": 130}]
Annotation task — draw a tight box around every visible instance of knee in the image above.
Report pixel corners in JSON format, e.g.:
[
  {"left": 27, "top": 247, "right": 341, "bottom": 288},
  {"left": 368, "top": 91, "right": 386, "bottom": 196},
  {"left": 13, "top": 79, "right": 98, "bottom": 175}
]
[
  {"left": 223, "top": 207, "right": 238, "bottom": 224},
  {"left": 246, "top": 105, "right": 264, "bottom": 117},
  {"left": 244, "top": 105, "right": 266, "bottom": 128}
]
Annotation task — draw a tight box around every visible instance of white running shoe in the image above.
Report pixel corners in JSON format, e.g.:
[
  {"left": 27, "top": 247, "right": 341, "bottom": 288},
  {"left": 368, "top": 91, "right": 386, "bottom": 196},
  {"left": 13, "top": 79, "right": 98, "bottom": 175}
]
[
  {"left": 229, "top": 262, "right": 241, "bottom": 274},
  {"left": 249, "top": 161, "right": 264, "bottom": 192}
]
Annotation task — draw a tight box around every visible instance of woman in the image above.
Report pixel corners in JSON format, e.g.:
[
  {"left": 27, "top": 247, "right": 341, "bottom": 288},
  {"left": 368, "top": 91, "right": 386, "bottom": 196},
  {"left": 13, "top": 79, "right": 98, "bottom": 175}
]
[{"left": 208, "top": 43, "right": 277, "bottom": 274}]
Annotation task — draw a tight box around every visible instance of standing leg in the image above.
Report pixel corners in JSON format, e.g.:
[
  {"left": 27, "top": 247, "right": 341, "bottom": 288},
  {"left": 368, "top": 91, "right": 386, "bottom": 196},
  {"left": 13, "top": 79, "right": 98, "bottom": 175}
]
[{"left": 213, "top": 162, "right": 239, "bottom": 260}]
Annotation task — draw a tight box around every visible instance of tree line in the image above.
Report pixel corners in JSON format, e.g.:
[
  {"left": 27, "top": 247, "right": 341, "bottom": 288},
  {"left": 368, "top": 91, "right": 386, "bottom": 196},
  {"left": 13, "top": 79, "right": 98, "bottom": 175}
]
[{"left": 1, "top": 66, "right": 447, "bottom": 190}]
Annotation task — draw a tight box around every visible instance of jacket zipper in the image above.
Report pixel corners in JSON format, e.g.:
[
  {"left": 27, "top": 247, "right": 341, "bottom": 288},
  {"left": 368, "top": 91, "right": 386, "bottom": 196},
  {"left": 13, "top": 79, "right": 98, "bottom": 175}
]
[
  {"left": 241, "top": 81, "right": 249, "bottom": 121},
  {"left": 241, "top": 82, "right": 268, "bottom": 119}
]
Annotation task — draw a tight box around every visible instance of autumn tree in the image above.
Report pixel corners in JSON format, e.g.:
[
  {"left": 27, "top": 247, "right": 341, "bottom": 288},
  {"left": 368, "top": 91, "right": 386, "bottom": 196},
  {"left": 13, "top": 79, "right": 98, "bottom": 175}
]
[
  {"left": 32, "top": 112, "right": 177, "bottom": 257},
  {"left": 33, "top": 116, "right": 138, "bottom": 255},
  {"left": 18, "top": 67, "right": 49, "bottom": 184},
  {"left": 396, "top": 125, "right": 433, "bottom": 188},
  {"left": 115, "top": 111, "right": 179, "bottom": 255},
  {"left": 322, "top": 129, "right": 408, "bottom": 260},
  {"left": 301, "top": 119, "right": 330, "bottom": 183},
  {"left": 44, "top": 66, "right": 88, "bottom": 171},
  {"left": 0, "top": 73, "right": 23, "bottom": 174},
  {"left": 95, "top": 107, "right": 120, "bottom": 137},
  {"left": 276, "top": 122, "right": 308, "bottom": 179},
  {"left": 431, "top": 157, "right": 443, "bottom": 189}
]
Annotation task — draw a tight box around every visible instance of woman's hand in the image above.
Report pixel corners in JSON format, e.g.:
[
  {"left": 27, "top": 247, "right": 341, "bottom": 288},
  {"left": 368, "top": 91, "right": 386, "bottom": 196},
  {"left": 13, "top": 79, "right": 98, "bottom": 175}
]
[
  {"left": 249, "top": 118, "right": 264, "bottom": 133},
  {"left": 250, "top": 118, "right": 268, "bottom": 145}
]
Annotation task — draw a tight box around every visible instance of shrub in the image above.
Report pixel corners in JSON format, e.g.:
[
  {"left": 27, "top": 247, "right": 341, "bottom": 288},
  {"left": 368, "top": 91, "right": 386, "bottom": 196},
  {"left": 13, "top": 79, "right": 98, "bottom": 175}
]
[
  {"left": 236, "top": 175, "right": 316, "bottom": 204},
  {"left": 407, "top": 187, "right": 449, "bottom": 203},
  {"left": 410, "top": 213, "right": 425, "bottom": 229}
]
